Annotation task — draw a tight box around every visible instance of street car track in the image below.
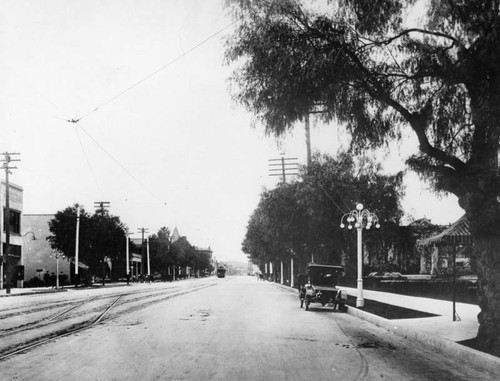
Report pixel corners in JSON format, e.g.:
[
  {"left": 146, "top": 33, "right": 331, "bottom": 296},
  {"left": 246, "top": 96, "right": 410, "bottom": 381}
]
[
  {"left": 0, "top": 296, "right": 98, "bottom": 335},
  {"left": 0, "top": 295, "right": 123, "bottom": 361},
  {"left": 0, "top": 280, "right": 219, "bottom": 361},
  {"left": 0, "top": 283, "right": 186, "bottom": 328}
]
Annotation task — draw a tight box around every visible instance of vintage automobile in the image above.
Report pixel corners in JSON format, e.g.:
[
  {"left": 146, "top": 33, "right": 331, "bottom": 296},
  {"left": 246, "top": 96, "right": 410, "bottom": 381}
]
[
  {"left": 457, "top": 274, "right": 478, "bottom": 292},
  {"left": 302, "top": 263, "right": 347, "bottom": 311}
]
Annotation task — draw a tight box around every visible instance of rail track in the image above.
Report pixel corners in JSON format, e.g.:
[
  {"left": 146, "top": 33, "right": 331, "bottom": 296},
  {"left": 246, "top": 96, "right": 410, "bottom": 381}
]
[{"left": 0, "top": 279, "right": 220, "bottom": 360}]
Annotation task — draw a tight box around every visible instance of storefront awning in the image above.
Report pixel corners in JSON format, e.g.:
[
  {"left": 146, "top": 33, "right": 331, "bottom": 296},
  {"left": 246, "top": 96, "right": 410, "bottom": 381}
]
[
  {"left": 70, "top": 258, "right": 89, "bottom": 270},
  {"left": 131, "top": 253, "right": 142, "bottom": 262}
]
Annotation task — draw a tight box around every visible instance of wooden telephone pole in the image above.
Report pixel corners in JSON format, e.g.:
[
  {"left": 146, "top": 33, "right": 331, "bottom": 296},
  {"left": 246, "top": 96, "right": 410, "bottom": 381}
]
[{"left": 1, "top": 152, "right": 20, "bottom": 294}]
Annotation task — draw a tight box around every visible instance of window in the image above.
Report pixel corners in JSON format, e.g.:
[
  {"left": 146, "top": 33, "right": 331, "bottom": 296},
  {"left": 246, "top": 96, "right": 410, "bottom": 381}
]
[{"left": 3, "top": 208, "right": 21, "bottom": 235}]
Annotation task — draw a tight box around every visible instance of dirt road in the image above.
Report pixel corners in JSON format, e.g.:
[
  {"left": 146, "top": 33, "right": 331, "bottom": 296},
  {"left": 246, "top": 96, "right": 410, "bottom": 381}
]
[{"left": 0, "top": 277, "right": 496, "bottom": 380}]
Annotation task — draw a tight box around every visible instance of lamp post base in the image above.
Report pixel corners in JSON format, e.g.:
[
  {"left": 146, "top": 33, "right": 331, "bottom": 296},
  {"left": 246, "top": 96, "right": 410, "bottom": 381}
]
[{"left": 357, "top": 278, "right": 364, "bottom": 308}]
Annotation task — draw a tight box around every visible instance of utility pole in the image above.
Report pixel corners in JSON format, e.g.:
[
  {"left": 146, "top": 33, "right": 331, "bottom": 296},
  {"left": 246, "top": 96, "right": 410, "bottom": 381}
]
[
  {"left": 137, "top": 228, "right": 149, "bottom": 277},
  {"left": 94, "top": 201, "right": 110, "bottom": 286},
  {"left": 146, "top": 236, "right": 151, "bottom": 281},
  {"left": 1, "top": 152, "right": 20, "bottom": 294},
  {"left": 74, "top": 206, "right": 81, "bottom": 286},
  {"left": 268, "top": 157, "right": 299, "bottom": 183},
  {"left": 125, "top": 229, "right": 132, "bottom": 285},
  {"left": 305, "top": 114, "right": 312, "bottom": 170}
]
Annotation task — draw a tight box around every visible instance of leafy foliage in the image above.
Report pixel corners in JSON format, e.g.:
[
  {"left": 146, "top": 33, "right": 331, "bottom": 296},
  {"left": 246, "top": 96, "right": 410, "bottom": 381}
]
[
  {"left": 48, "top": 212, "right": 213, "bottom": 279},
  {"left": 47, "top": 204, "right": 127, "bottom": 276},
  {"left": 225, "top": 0, "right": 500, "bottom": 200},
  {"left": 242, "top": 154, "right": 404, "bottom": 275},
  {"left": 148, "top": 227, "right": 173, "bottom": 274}
]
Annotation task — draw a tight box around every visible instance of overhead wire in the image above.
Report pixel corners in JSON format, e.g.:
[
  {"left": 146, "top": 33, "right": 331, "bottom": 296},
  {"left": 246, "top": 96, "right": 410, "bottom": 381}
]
[
  {"left": 60, "top": 22, "right": 236, "bottom": 204},
  {"left": 73, "top": 21, "right": 235, "bottom": 123},
  {"left": 316, "top": 180, "right": 349, "bottom": 215},
  {"left": 331, "top": 182, "right": 352, "bottom": 212},
  {"left": 4, "top": 21, "right": 234, "bottom": 209},
  {"left": 0, "top": 62, "right": 70, "bottom": 119},
  {"left": 74, "top": 120, "right": 166, "bottom": 204},
  {"left": 73, "top": 124, "right": 100, "bottom": 190}
]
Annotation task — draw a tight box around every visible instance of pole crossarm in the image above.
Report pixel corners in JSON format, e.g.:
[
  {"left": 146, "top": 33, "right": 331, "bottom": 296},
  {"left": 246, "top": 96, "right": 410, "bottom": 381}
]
[
  {"left": 268, "top": 157, "right": 299, "bottom": 183},
  {"left": 94, "top": 201, "right": 110, "bottom": 215}
]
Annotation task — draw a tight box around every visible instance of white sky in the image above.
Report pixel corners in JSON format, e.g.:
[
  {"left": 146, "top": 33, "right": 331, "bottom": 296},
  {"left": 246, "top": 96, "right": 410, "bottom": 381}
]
[{"left": 0, "top": 0, "right": 463, "bottom": 263}]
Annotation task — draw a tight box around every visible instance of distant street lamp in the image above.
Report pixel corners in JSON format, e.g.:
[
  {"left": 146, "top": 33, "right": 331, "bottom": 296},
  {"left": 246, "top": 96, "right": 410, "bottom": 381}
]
[
  {"left": 340, "top": 203, "right": 380, "bottom": 308},
  {"left": 50, "top": 250, "right": 66, "bottom": 289},
  {"left": 22, "top": 231, "right": 37, "bottom": 240},
  {"left": 125, "top": 230, "right": 132, "bottom": 285}
]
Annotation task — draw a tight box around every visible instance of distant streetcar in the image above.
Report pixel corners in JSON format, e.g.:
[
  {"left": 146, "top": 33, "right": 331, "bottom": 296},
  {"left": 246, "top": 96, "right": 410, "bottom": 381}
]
[{"left": 217, "top": 267, "right": 226, "bottom": 278}]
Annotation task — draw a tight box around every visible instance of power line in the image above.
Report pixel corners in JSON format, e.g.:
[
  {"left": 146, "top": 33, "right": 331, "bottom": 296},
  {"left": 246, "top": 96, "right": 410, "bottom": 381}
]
[
  {"left": 0, "top": 62, "right": 71, "bottom": 119},
  {"left": 74, "top": 121, "right": 166, "bottom": 204},
  {"left": 73, "top": 125, "right": 100, "bottom": 190},
  {"left": 73, "top": 22, "right": 235, "bottom": 122},
  {"left": 316, "top": 180, "right": 349, "bottom": 215}
]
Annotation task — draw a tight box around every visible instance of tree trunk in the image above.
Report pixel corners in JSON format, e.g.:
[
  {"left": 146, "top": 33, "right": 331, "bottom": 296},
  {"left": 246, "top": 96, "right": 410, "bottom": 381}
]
[
  {"left": 463, "top": 187, "right": 500, "bottom": 356},
  {"left": 474, "top": 233, "right": 500, "bottom": 356}
]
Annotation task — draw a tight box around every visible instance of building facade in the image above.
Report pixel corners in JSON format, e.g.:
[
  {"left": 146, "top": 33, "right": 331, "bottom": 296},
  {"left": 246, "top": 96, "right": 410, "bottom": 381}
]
[
  {"left": 0, "top": 180, "right": 24, "bottom": 289},
  {"left": 22, "top": 214, "right": 71, "bottom": 286}
]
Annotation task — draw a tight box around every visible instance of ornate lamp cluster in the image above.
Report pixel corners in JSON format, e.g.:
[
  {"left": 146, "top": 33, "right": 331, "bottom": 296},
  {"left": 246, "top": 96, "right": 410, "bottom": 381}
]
[
  {"left": 340, "top": 203, "right": 380, "bottom": 231},
  {"left": 339, "top": 203, "right": 380, "bottom": 308}
]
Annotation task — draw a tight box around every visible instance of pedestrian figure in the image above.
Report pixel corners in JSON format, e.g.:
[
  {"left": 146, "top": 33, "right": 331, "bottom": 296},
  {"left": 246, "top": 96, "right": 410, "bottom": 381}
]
[
  {"left": 49, "top": 273, "right": 56, "bottom": 289},
  {"left": 296, "top": 272, "right": 307, "bottom": 308},
  {"left": 43, "top": 271, "right": 50, "bottom": 287}
]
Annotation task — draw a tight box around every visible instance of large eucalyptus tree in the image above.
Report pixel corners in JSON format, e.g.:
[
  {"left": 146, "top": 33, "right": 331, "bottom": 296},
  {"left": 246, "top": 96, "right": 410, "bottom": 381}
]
[{"left": 226, "top": 0, "right": 500, "bottom": 354}]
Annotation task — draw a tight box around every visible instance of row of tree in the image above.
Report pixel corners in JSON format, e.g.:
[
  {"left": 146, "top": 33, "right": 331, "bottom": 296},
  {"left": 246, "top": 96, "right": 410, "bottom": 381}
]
[
  {"left": 46, "top": 205, "right": 213, "bottom": 282},
  {"left": 243, "top": 153, "right": 404, "bottom": 277}
]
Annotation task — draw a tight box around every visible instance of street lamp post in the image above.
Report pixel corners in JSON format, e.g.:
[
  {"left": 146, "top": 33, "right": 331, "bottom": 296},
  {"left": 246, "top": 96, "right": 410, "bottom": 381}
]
[
  {"left": 340, "top": 203, "right": 380, "bottom": 308},
  {"left": 50, "top": 250, "right": 66, "bottom": 289}
]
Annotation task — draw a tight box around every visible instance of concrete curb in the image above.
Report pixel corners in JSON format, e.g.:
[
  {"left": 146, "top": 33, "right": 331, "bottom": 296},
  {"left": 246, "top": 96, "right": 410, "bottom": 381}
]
[
  {"left": 0, "top": 282, "right": 132, "bottom": 297},
  {"left": 346, "top": 301, "right": 500, "bottom": 378},
  {"left": 273, "top": 282, "right": 500, "bottom": 378},
  {"left": 0, "top": 288, "right": 68, "bottom": 297}
]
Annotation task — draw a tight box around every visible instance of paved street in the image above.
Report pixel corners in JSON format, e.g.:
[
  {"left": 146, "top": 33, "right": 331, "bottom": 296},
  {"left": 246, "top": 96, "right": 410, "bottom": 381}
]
[{"left": 0, "top": 276, "right": 497, "bottom": 380}]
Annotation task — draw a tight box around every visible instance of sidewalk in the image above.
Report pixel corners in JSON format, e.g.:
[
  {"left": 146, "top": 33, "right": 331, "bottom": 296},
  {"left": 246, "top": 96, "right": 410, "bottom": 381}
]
[
  {"left": 339, "top": 286, "right": 500, "bottom": 377},
  {"left": 0, "top": 282, "right": 131, "bottom": 297},
  {"left": 0, "top": 286, "right": 68, "bottom": 297},
  {"left": 276, "top": 282, "right": 499, "bottom": 377},
  {"left": 342, "top": 286, "right": 479, "bottom": 342}
]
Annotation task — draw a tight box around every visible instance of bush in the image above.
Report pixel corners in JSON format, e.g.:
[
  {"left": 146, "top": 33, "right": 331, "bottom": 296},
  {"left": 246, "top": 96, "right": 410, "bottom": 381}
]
[{"left": 25, "top": 277, "right": 45, "bottom": 288}]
